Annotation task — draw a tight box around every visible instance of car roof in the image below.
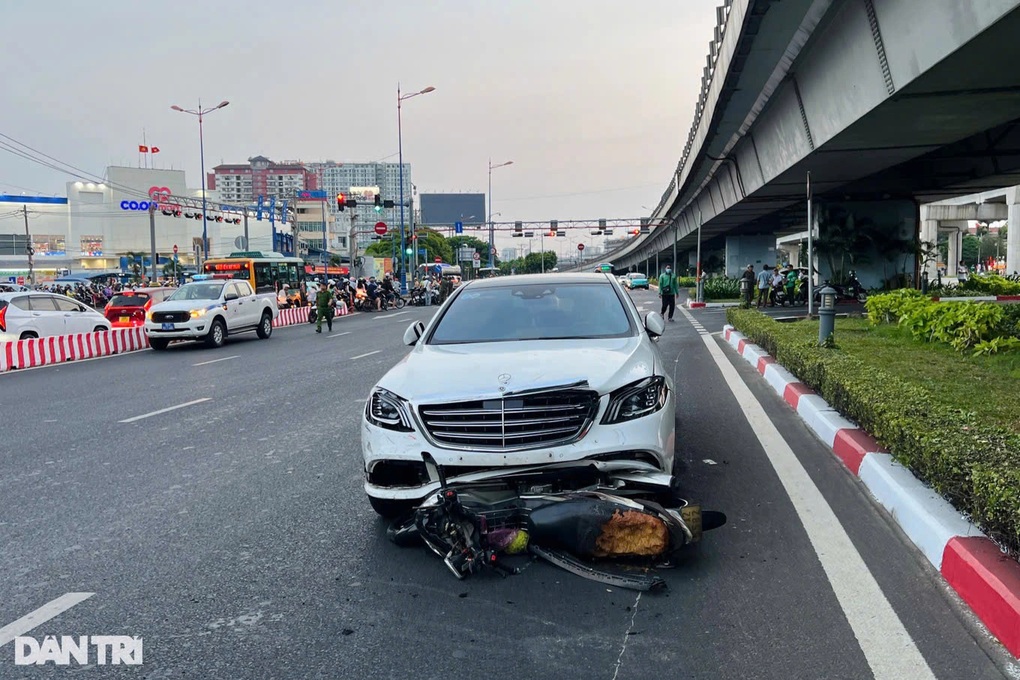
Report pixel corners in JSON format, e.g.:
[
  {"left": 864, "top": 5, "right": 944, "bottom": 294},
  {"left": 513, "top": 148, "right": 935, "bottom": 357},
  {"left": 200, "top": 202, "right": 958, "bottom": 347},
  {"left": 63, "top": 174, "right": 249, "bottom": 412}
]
[
  {"left": 112, "top": 287, "right": 172, "bottom": 294},
  {"left": 462, "top": 272, "right": 615, "bottom": 289}
]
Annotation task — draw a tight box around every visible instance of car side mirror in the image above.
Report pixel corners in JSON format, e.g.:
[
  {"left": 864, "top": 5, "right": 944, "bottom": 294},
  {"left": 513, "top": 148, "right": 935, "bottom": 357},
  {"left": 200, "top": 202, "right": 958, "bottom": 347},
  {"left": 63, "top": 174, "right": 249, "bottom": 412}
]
[
  {"left": 224, "top": 293, "right": 239, "bottom": 301},
  {"left": 644, "top": 312, "right": 666, "bottom": 337},
  {"left": 403, "top": 320, "right": 426, "bottom": 346}
]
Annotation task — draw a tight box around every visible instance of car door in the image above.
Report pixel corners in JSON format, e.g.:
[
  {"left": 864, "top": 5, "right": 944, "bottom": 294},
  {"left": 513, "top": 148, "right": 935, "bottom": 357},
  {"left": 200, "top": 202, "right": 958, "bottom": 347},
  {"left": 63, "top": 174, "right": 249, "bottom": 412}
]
[
  {"left": 52, "top": 295, "right": 93, "bottom": 334},
  {"left": 223, "top": 283, "right": 246, "bottom": 330},
  {"left": 233, "top": 281, "right": 258, "bottom": 327},
  {"left": 27, "top": 295, "right": 64, "bottom": 337}
]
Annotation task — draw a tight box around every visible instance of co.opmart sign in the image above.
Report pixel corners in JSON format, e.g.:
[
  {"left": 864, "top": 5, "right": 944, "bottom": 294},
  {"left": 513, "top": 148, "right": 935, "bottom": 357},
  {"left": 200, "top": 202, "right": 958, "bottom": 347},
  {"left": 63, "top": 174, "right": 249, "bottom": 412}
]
[{"left": 119, "top": 186, "right": 178, "bottom": 211}]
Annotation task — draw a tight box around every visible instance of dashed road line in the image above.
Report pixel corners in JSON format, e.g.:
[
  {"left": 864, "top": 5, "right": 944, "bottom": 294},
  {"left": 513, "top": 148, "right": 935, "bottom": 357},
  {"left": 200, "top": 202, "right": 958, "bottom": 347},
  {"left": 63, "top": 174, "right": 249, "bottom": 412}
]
[
  {"left": 119, "top": 398, "right": 212, "bottom": 423},
  {"left": 0, "top": 593, "right": 95, "bottom": 647},
  {"left": 350, "top": 350, "right": 381, "bottom": 360},
  {"left": 193, "top": 355, "right": 239, "bottom": 366}
]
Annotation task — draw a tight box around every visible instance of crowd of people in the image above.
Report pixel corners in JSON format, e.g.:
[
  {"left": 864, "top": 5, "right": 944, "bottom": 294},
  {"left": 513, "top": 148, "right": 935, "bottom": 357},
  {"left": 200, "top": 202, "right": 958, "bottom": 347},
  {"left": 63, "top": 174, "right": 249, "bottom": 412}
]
[
  {"left": 742, "top": 263, "right": 809, "bottom": 308},
  {"left": 35, "top": 277, "right": 180, "bottom": 310}
]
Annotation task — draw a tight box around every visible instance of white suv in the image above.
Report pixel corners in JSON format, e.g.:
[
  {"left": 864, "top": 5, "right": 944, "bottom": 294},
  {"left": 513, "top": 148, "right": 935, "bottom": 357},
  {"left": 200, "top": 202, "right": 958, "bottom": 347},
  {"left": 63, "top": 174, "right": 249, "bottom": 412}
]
[{"left": 144, "top": 280, "right": 277, "bottom": 350}]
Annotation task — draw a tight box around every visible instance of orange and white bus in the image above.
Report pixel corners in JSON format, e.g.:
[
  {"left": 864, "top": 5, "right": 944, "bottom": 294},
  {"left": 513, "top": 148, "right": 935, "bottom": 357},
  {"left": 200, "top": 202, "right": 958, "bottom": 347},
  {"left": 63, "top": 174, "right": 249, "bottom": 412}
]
[{"left": 202, "top": 251, "right": 307, "bottom": 306}]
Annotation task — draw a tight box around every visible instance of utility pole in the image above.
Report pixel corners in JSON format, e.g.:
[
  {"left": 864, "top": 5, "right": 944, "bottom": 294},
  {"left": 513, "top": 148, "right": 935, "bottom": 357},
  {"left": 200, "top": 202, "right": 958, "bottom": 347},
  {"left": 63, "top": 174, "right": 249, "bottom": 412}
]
[
  {"left": 149, "top": 201, "right": 158, "bottom": 284},
  {"left": 243, "top": 211, "right": 249, "bottom": 250},
  {"left": 23, "top": 205, "right": 34, "bottom": 286},
  {"left": 348, "top": 211, "right": 358, "bottom": 278}
]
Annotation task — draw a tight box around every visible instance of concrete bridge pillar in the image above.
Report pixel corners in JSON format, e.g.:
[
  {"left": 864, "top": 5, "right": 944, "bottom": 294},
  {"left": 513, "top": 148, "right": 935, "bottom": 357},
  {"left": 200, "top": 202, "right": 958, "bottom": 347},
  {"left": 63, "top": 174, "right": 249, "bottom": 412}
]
[
  {"left": 1008, "top": 187, "right": 1020, "bottom": 276},
  {"left": 946, "top": 223, "right": 965, "bottom": 276},
  {"left": 920, "top": 220, "right": 939, "bottom": 279}
]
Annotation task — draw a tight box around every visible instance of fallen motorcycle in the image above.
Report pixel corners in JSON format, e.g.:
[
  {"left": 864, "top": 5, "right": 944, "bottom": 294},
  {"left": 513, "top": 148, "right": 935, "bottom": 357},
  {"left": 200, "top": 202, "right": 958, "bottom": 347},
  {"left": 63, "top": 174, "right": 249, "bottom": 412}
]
[{"left": 387, "top": 453, "right": 726, "bottom": 592}]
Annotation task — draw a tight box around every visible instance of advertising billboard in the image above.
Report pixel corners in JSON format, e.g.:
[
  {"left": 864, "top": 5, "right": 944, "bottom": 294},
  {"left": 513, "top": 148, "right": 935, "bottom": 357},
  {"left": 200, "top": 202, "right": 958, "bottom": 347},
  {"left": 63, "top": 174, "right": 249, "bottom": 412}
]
[{"left": 419, "top": 193, "right": 485, "bottom": 227}]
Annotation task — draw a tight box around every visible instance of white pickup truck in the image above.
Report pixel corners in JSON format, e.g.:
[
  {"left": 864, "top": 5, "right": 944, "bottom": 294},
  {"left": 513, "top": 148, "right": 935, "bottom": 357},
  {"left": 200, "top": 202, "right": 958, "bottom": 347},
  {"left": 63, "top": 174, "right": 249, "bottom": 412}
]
[{"left": 144, "top": 280, "right": 278, "bottom": 350}]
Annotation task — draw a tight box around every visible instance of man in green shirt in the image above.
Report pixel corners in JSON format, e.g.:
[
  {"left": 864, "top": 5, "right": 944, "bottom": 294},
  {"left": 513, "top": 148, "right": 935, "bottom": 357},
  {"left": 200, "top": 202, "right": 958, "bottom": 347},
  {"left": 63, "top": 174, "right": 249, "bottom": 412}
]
[
  {"left": 314, "top": 283, "right": 334, "bottom": 333},
  {"left": 658, "top": 265, "right": 679, "bottom": 322}
]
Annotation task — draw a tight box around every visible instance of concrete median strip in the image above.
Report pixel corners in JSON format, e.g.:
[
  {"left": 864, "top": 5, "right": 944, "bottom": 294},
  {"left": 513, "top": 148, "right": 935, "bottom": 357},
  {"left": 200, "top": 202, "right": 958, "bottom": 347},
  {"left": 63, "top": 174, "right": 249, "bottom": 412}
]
[
  {"left": 0, "top": 327, "right": 148, "bottom": 374},
  {"left": 722, "top": 323, "right": 1020, "bottom": 658},
  {"left": 0, "top": 305, "right": 352, "bottom": 375}
]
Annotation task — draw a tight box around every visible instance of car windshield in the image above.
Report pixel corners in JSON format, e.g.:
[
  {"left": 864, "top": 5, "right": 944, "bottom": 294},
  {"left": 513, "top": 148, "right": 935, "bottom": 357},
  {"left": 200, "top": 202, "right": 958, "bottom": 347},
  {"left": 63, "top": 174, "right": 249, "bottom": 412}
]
[
  {"left": 628, "top": 273, "right": 645, "bottom": 279},
  {"left": 108, "top": 294, "right": 148, "bottom": 307},
  {"left": 167, "top": 283, "right": 225, "bottom": 301},
  {"left": 429, "top": 282, "right": 633, "bottom": 344}
]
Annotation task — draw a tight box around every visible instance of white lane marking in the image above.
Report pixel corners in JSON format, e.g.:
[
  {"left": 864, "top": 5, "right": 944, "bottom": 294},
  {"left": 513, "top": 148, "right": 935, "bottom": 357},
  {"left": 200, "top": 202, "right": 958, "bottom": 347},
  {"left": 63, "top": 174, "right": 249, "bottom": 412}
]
[
  {"left": 349, "top": 350, "right": 381, "bottom": 360},
  {"left": 702, "top": 459, "right": 717, "bottom": 465},
  {"left": 680, "top": 308, "right": 935, "bottom": 680},
  {"left": 373, "top": 311, "right": 410, "bottom": 320},
  {"left": 0, "top": 592, "right": 95, "bottom": 647},
  {"left": 193, "top": 355, "right": 239, "bottom": 366},
  {"left": 328, "top": 332, "right": 351, "bottom": 339},
  {"left": 119, "top": 398, "right": 212, "bottom": 424}
]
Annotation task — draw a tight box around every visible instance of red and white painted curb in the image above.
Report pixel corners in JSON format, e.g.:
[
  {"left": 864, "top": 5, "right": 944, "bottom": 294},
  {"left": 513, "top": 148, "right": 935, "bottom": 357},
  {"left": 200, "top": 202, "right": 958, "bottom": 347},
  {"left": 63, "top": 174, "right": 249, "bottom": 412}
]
[
  {"left": 0, "top": 327, "right": 148, "bottom": 373},
  {"left": 273, "top": 304, "right": 349, "bottom": 328},
  {"left": 723, "top": 323, "right": 1020, "bottom": 658},
  {"left": 931, "top": 295, "right": 1020, "bottom": 302},
  {"left": 0, "top": 305, "right": 352, "bottom": 374}
]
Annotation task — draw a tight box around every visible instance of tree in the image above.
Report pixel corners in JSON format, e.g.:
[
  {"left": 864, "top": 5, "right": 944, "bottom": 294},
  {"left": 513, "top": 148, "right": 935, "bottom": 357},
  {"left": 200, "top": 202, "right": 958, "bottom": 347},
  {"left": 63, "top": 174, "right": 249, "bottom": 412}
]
[
  {"left": 962, "top": 233, "right": 980, "bottom": 266},
  {"left": 124, "top": 251, "right": 145, "bottom": 279}
]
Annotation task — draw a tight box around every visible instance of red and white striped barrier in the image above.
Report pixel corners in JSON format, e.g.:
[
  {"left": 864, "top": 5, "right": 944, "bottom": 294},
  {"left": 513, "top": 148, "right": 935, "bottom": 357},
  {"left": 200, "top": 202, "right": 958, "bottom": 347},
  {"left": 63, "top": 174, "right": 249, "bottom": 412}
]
[
  {"left": 722, "top": 324, "right": 1020, "bottom": 657},
  {"left": 273, "top": 304, "right": 350, "bottom": 328},
  {"left": 931, "top": 294, "right": 1020, "bottom": 302},
  {"left": 1, "top": 327, "right": 148, "bottom": 373}
]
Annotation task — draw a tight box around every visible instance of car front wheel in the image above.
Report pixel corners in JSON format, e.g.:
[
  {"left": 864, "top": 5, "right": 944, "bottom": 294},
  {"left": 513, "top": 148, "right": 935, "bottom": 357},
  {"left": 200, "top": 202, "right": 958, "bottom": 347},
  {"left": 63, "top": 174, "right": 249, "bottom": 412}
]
[
  {"left": 256, "top": 311, "right": 273, "bottom": 339},
  {"left": 149, "top": 338, "right": 170, "bottom": 351},
  {"left": 205, "top": 318, "right": 226, "bottom": 348}
]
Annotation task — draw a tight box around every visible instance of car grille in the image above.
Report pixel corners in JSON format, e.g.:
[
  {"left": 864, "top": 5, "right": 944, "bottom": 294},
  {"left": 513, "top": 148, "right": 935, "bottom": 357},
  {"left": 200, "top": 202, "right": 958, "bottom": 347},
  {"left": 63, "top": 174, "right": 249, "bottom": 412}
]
[
  {"left": 153, "top": 311, "right": 190, "bottom": 323},
  {"left": 418, "top": 389, "right": 599, "bottom": 450}
]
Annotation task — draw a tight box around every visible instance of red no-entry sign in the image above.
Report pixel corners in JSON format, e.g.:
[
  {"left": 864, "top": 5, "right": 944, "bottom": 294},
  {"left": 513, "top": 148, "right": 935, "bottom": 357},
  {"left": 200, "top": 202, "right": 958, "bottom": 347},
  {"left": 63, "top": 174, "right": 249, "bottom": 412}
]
[
  {"left": 374, "top": 222, "right": 387, "bottom": 235},
  {"left": 173, "top": 244, "right": 178, "bottom": 254},
  {"left": 577, "top": 243, "right": 585, "bottom": 251}
]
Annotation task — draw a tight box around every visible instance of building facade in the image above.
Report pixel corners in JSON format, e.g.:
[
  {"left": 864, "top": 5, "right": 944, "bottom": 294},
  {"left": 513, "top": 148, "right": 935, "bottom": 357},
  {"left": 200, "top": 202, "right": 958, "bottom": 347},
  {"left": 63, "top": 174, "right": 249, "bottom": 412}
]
[
  {"left": 209, "top": 156, "right": 318, "bottom": 204},
  {"left": 311, "top": 161, "right": 411, "bottom": 247},
  {"left": 0, "top": 166, "right": 295, "bottom": 282}
]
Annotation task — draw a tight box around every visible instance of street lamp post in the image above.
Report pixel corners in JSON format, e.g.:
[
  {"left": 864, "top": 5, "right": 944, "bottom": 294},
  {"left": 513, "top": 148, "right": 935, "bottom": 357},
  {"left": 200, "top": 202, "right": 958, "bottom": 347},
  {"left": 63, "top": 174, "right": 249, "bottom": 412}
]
[
  {"left": 397, "top": 84, "right": 435, "bottom": 294},
  {"left": 488, "top": 160, "right": 513, "bottom": 269},
  {"left": 170, "top": 100, "right": 229, "bottom": 262}
]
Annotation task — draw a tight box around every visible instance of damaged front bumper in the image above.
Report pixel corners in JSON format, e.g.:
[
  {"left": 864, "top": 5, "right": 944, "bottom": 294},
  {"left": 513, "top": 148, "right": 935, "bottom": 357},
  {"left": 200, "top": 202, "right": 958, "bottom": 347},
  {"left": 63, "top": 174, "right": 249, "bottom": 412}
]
[{"left": 386, "top": 453, "right": 725, "bottom": 592}]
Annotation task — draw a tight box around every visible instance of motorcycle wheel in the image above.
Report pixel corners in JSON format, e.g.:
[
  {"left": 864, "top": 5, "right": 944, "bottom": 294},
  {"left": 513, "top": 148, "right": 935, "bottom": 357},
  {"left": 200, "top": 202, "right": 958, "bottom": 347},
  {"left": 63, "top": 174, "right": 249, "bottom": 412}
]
[{"left": 395, "top": 297, "right": 406, "bottom": 309}]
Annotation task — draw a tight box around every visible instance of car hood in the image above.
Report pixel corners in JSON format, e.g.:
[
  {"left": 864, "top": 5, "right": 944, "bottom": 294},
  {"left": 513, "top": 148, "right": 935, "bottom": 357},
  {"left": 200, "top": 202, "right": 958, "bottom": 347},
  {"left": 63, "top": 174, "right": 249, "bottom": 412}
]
[
  {"left": 379, "top": 336, "right": 658, "bottom": 402},
  {"left": 150, "top": 299, "right": 223, "bottom": 313}
]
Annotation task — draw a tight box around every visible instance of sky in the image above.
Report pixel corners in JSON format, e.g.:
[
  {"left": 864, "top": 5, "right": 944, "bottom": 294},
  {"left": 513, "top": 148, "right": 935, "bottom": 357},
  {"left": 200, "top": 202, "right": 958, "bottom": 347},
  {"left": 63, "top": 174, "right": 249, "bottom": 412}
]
[{"left": 1, "top": 0, "right": 722, "bottom": 258}]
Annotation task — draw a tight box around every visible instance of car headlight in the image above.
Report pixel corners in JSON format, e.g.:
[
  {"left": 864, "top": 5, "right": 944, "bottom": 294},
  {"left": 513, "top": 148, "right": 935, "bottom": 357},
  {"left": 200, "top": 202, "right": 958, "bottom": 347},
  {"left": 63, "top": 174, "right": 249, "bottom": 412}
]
[
  {"left": 602, "top": 376, "right": 668, "bottom": 424},
  {"left": 189, "top": 308, "right": 207, "bottom": 318},
  {"left": 366, "top": 388, "right": 414, "bottom": 432},
  {"left": 145, "top": 310, "right": 154, "bottom": 321}
]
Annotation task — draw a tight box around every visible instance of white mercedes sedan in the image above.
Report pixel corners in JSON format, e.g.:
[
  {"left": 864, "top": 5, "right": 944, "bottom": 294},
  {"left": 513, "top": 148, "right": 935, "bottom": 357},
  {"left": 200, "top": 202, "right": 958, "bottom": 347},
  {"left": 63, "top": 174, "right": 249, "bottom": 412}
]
[{"left": 361, "top": 273, "right": 675, "bottom": 516}]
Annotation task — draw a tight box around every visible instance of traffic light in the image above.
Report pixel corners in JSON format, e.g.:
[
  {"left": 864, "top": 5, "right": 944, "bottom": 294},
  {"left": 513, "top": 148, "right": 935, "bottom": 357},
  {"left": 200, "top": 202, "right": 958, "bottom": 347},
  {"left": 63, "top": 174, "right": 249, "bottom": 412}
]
[
  {"left": 374, "top": 194, "right": 383, "bottom": 213},
  {"left": 337, "top": 193, "right": 346, "bottom": 212},
  {"left": 383, "top": 199, "right": 395, "bottom": 208}
]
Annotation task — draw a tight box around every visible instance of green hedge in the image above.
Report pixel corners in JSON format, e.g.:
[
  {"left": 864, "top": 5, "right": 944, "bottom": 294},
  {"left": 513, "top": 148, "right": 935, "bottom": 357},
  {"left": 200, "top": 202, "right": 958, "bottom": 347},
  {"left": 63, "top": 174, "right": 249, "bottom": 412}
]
[{"left": 726, "top": 308, "right": 1020, "bottom": 557}]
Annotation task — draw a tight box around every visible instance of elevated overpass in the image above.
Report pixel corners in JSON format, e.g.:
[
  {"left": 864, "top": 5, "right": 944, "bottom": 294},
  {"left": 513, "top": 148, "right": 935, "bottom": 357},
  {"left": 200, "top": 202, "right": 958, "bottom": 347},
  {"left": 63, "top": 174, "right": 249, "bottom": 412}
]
[{"left": 584, "top": 0, "right": 1020, "bottom": 279}]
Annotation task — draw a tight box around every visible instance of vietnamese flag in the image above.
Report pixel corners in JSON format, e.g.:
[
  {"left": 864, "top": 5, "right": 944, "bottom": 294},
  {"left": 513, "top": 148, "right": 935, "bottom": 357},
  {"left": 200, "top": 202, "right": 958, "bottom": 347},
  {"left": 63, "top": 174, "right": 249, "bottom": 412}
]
[
  {"left": 151, "top": 147, "right": 160, "bottom": 154},
  {"left": 138, "top": 145, "right": 149, "bottom": 153}
]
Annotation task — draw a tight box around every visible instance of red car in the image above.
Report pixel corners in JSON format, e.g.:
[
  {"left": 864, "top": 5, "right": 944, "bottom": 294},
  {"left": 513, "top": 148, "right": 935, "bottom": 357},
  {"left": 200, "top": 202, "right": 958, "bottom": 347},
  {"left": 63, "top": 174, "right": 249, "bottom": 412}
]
[{"left": 104, "top": 287, "right": 175, "bottom": 328}]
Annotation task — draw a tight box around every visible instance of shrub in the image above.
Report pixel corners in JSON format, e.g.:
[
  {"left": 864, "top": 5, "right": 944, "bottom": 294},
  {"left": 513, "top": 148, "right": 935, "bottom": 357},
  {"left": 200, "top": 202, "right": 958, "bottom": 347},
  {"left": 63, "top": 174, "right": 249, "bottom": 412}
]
[
  {"left": 866, "top": 292, "right": 1014, "bottom": 352},
  {"left": 701, "top": 276, "right": 740, "bottom": 300},
  {"left": 959, "top": 274, "right": 1020, "bottom": 296},
  {"left": 677, "top": 276, "right": 698, "bottom": 288},
  {"left": 726, "top": 308, "right": 1020, "bottom": 557}
]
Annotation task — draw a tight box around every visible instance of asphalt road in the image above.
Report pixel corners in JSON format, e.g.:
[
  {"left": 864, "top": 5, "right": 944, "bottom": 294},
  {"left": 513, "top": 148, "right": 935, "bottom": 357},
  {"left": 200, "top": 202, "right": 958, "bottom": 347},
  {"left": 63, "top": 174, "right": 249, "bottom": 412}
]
[{"left": 0, "top": 292, "right": 1016, "bottom": 679}]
